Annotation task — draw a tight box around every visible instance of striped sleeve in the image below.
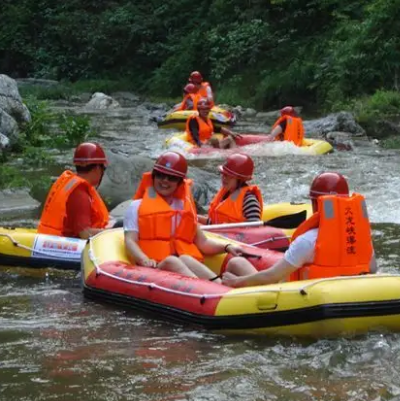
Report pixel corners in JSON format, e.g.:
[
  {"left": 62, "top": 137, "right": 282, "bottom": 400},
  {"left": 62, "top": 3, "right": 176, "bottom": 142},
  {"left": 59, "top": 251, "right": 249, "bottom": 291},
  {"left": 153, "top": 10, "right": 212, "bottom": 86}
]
[{"left": 242, "top": 191, "right": 262, "bottom": 221}]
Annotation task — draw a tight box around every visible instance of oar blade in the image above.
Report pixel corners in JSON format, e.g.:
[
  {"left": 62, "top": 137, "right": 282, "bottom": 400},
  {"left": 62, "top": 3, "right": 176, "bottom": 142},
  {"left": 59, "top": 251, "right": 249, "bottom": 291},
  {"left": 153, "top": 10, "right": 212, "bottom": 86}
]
[{"left": 265, "top": 210, "right": 308, "bottom": 229}]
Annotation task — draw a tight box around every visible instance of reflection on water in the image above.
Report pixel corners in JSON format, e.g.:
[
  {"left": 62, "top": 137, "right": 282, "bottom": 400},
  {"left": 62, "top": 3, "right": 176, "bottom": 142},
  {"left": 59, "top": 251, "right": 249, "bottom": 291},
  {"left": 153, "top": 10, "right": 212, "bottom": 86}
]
[{"left": 2, "top": 105, "right": 400, "bottom": 400}]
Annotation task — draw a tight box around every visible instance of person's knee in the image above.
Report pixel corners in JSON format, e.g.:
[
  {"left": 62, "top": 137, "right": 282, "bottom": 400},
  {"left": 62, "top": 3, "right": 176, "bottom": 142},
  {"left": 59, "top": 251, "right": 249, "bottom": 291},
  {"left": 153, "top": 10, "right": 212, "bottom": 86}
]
[
  {"left": 226, "top": 256, "right": 243, "bottom": 271},
  {"left": 179, "top": 255, "right": 195, "bottom": 264},
  {"left": 160, "top": 255, "right": 180, "bottom": 269}
]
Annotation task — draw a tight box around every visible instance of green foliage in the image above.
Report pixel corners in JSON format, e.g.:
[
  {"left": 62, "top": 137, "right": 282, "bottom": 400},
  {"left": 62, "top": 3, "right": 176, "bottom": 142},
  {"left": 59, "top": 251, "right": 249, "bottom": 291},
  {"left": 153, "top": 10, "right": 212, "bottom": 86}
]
[
  {"left": 55, "top": 114, "right": 95, "bottom": 148},
  {"left": 19, "top": 96, "right": 95, "bottom": 150},
  {"left": 0, "top": 96, "right": 95, "bottom": 190},
  {"left": 20, "top": 96, "right": 54, "bottom": 147},
  {"left": 329, "top": 90, "right": 400, "bottom": 123},
  {"left": 0, "top": 165, "right": 29, "bottom": 190},
  {"left": 23, "top": 146, "right": 54, "bottom": 167},
  {"left": 19, "top": 84, "right": 74, "bottom": 100},
  {"left": 380, "top": 136, "right": 400, "bottom": 149},
  {"left": 2, "top": 0, "right": 400, "bottom": 109}
]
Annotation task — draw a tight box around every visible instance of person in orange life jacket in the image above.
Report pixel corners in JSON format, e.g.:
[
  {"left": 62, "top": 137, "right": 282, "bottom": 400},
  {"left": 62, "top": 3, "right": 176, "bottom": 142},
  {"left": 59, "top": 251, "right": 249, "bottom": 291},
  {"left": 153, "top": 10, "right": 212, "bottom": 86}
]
[
  {"left": 266, "top": 106, "right": 305, "bottom": 146},
  {"left": 123, "top": 151, "right": 246, "bottom": 281},
  {"left": 222, "top": 172, "right": 377, "bottom": 288},
  {"left": 172, "top": 83, "right": 199, "bottom": 111},
  {"left": 186, "top": 98, "right": 240, "bottom": 149},
  {"left": 189, "top": 71, "right": 214, "bottom": 107},
  {"left": 198, "top": 153, "right": 262, "bottom": 225},
  {"left": 37, "top": 142, "right": 111, "bottom": 239}
]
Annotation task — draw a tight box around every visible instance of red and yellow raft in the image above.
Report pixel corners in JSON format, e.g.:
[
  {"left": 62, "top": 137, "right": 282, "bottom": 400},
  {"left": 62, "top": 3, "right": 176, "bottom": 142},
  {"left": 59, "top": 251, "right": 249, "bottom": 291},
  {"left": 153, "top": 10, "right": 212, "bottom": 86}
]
[{"left": 82, "top": 228, "right": 400, "bottom": 338}]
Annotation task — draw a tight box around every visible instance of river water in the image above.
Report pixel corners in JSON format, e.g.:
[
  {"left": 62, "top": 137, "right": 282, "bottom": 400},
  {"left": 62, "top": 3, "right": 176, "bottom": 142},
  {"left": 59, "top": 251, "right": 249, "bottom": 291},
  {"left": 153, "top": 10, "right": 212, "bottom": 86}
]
[{"left": 1, "top": 103, "right": 400, "bottom": 401}]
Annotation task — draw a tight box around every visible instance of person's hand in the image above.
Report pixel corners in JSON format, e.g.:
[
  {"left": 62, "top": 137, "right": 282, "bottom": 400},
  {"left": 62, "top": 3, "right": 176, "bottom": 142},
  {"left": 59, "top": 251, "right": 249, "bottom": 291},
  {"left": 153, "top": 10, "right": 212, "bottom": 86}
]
[
  {"left": 264, "top": 135, "right": 275, "bottom": 142},
  {"left": 229, "top": 131, "right": 242, "bottom": 139},
  {"left": 225, "top": 244, "right": 245, "bottom": 256},
  {"left": 222, "top": 272, "right": 242, "bottom": 287},
  {"left": 138, "top": 258, "right": 157, "bottom": 268}
]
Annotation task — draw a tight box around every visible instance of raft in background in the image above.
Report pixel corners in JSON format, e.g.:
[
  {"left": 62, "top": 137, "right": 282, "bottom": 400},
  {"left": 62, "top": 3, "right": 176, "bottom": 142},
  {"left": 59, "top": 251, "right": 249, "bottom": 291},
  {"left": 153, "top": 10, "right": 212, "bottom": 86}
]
[
  {"left": 156, "top": 107, "right": 237, "bottom": 130},
  {"left": 165, "top": 132, "right": 333, "bottom": 155},
  {"left": 82, "top": 228, "right": 400, "bottom": 338}
]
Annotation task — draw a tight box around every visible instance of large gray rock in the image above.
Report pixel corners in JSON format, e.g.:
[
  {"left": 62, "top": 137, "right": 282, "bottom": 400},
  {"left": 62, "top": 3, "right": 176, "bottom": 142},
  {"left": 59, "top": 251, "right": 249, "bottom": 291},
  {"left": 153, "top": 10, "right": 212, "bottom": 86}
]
[
  {"left": 0, "top": 109, "right": 19, "bottom": 146},
  {"left": 0, "top": 75, "right": 31, "bottom": 124},
  {"left": 0, "top": 133, "right": 10, "bottom": 149},
  {"left": 0, "top": 75, "right": 31, "bottom": 151},
  {"left": 84, "top": 92, "right": 120, "bottom": 110},
  {"left": 0, "top": 188, "right": 40, "bottom": 218},
  {"left": 98, "top": 151, "right": 153, "bottom": 207},
  {"left": 304, "top": 111, "right": 365, "bottom": 138},
  {"left": 99, "top": 151, "right": 219, "bottom": 210},
  {"left": 325, "top": 131, "right": 354, "bottom": 151}
]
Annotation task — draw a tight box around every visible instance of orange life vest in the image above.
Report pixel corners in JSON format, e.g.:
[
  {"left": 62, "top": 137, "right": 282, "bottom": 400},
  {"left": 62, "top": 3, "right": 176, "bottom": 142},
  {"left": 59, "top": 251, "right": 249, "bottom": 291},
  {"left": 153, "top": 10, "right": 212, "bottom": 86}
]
[
  {"left": 134, "top": 172, "right": 203, "bottom": 262},
  {"left": 198, "top": 82, "right": 214, "bottom": 107},
  {"left": 272, "top": 115, "right": 304, "bottom": 146},
  {"left": 185, "top": 115, "right": 214, "bottom": 145},
  {"left": 37, "top": 170, "right": 109, "bottom": 236},
  {"left": 288, "top": 193, "right": 373, "bottom": 281},
  {"left": 176, "top": 93, "right": 200, "bottom": 111},
  {"left": 207, "top": 185, "right": 263, "bottom": 224}
]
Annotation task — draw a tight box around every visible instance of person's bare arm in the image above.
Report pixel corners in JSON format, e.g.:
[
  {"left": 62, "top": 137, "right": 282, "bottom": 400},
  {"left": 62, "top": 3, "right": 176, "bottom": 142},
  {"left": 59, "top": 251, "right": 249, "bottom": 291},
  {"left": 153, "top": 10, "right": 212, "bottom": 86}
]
[
  {"left": 266, "top": 125, "right": 283, "bottom": 141},
  {"left": 78, "top": 228, "right": 104, "bottom": 239},
  {"left": 124, "top": 231, "right": 157, "bottom": 267},
  {"left": 195, "top": 227, "right": 244, "bottom": 256}
]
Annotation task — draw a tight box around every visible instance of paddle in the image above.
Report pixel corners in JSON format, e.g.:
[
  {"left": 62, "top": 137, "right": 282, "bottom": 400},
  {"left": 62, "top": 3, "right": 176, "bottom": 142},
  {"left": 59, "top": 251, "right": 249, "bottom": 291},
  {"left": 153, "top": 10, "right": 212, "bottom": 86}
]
[{"left": 201, "top": 210, "right": 307, "bottom": 231}]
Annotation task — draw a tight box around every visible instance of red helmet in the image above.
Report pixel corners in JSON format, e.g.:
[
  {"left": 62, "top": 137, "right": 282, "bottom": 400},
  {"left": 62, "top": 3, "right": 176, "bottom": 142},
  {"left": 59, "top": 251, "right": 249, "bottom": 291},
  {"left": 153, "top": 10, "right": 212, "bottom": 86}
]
[
  {"left": 189, "top": 71, "right": 203, "bottom": 84},
  {"left": 153, "top": 152, "right": 188, "bottom": 178},
  {"left": 280, "top": 106, "right": 296, "bottom": 117},
  {"left": 197, "top": 98, "right": 212, "bottom": 110},
  {"left": 218, "top": 153, "right": 254, "bottom": 181},
  {"left": 309, "top": 172, "right": 349, "bottom": 199},
  {"left": 73, "top": 142, "right": 108, "bottom": 166},
  {"left": 183, "top": 83, "right": 196, "bottom": 94}
]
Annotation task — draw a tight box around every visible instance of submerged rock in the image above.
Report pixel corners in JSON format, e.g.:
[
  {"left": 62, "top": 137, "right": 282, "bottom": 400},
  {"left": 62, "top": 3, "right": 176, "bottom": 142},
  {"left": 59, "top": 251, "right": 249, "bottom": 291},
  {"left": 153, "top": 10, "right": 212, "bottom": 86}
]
[{"left": 84, "top": 92, "right": 120, "bottom": 110}]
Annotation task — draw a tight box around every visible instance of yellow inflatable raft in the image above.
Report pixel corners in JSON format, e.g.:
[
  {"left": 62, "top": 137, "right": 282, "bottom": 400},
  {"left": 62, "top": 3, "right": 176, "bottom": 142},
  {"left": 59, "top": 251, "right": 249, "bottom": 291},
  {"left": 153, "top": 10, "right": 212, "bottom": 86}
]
[
  {"left": 0, "top": 202, "right": 311, "bottom": 269},
  {"left": 82, "top": 228, "right": 400, "bottom": 338},
  {"left": 0, "top": 227, "right": 86, "bottom": 270},
  {"left": 157, "top": 107, "right": 237, "bottom": 130},
  {"left": 165, "top": 133, "right": 333, "bottom": 155}
]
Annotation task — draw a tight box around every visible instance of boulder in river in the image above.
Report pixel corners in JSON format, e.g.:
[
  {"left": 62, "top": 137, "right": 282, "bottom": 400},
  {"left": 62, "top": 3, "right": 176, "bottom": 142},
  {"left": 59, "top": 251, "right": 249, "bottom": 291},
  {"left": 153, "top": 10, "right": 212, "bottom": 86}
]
[
  {"left": 0, "top": 74, "right": 31, "bottom": 151},
  {"left": 100, "top": 151, "right": 219, "bottom": 211},
  {"left": 304, "top": 111, "right": 365, "bottom": 138},
  {"left": 84, "top": 92, "right": 120, "bottom": 110}
]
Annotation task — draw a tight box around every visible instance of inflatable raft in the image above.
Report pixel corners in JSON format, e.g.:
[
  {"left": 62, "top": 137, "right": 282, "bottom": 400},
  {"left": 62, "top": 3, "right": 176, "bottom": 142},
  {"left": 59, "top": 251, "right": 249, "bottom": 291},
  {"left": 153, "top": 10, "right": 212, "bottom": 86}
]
[
  {"left": 202, "top": 202, "right": 313, "bottom": 250},
  {"left": 165, "top": 133, "right": 333, "bottom": 155},
  {"left": 0, "top": 202, "right": 312, "bottom": 270},
  {"left": 0, "top": 227, "right": 86, "bottom": 270},
  {"left": 82, "top": 229, "right": 400, "bottom": 337},
  {"left": 157, "top": 107, "right": 237, "bottom": 130}
]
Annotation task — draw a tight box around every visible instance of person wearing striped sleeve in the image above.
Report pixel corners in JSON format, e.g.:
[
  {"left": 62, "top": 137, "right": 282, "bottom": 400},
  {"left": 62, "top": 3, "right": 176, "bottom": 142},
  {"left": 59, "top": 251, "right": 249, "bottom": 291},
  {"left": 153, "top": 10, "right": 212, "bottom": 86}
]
[{"left": 199, "top": 153, "right": 263, "bottom": 225}]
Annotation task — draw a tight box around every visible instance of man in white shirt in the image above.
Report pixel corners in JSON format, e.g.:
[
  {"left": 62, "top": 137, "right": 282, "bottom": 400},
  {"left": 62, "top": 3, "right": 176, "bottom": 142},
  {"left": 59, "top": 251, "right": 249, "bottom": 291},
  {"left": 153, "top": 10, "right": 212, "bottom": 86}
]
[{"left": 222, "top": 172, "right": 377, "bottom": 287}]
